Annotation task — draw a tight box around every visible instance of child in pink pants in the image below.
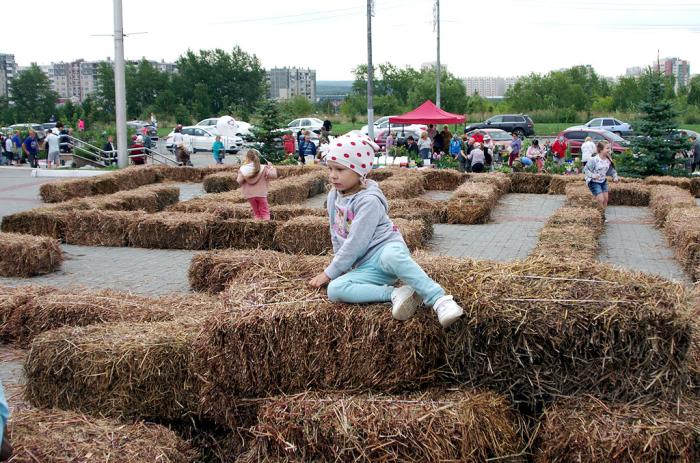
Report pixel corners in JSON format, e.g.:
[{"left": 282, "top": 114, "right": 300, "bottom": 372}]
[{"left": 237, "top": 149, "right": 277, "bottom": 220}]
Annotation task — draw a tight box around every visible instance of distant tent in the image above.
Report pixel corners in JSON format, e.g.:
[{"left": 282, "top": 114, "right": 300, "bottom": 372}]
[{"left": 389, "top": 100, "right": 466, "bottom": 125}]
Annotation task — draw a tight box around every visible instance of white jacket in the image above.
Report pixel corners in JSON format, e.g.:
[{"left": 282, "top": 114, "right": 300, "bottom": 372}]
[{"left": 581, "top": 141, "right": 596, "bottom": 163}]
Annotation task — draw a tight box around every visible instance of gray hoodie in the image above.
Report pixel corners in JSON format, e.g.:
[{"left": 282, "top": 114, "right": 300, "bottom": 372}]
[{"left": 324, "top": 180, "right": 405, "bottom": 280}]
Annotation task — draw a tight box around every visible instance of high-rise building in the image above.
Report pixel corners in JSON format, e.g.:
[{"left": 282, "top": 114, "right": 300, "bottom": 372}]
[
  {"left": 0, "top": 53, "right": 17, "bottom": 98},
  {"left": 462, "top": 76, "right": 518, "bottom": 98},
  {"left": 625, "top": 66, "right": 643, "bottom": 77},
  {"left": 267, "top": 67, "right": 317, "bottom": 102},
  {"left": 651, "top": 57, "right": 690, "bottom": 91}
]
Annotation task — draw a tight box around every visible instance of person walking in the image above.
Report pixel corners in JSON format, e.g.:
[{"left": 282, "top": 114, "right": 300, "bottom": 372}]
[
  {"left": 22, "top": 130, "right": 40, "bottom": 168},
  {"left": 4, "top": 134, "right": 14, "bottom": 165},
  {"left": 580, "top": 136, "right": 596, "bottom": 167},
  {"left": 308, "top": 135, "right": 464, "bottom": 329},
  {"left": 418, "top": 132, "right": 432, "bottom": 161},
  {"left": 552, "top": 136, "right": 568, "bottom": 166},
  {"left": 526, "top": 139, "right": 545, "bottom": 172},
  {"left": 11, "top": 131, "right": 22, "bottom": 164},
  {"left": 44, "top": 128, "right": 60, "bottom": 168},
  {"left": 237, "top": 149, "right": 278, "bottom": 220},
  {"left": 508, "top": 132, "right": 521, "bottom": 167},
  {"left": 584, "top": 141, "right": 619, "bottom": 210},
  {"left": 212, "top": 135, "right": 225, "bottom": 165},
  {"left": 690, "top": 134, "right": 700, "bottom": 172}
]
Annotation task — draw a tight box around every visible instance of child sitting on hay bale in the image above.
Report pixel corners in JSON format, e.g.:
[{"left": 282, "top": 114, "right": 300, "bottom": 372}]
[
  {"left": 308, "top": 135, "right": 464, "bottom": 328},
  {"left": 237, "top": 149, "right": 278, "bottom": 221}
]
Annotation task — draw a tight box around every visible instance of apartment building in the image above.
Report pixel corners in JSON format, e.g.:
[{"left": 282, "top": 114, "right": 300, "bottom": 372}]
[
  {"left": 462, "top": 76, "right": 518, "bottom": 98},
  {"left": 267, "top": 67, "right": 317, "bottom": 101},
  {"left": 0, "top": 53, "right": 17, "bottom": 98}
]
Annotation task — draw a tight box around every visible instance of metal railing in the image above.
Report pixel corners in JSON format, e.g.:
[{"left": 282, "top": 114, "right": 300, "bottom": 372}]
[{"left": 61, "top": 134, "right": 179, "bottom": 167}]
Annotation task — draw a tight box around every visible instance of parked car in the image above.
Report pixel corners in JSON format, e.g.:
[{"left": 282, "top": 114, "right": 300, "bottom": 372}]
[
  {"left": 195, "top": 117, "right": 255, "bottom": 139},
  {"left": 42, "top": 122, "right": 58, "bottom": 134},
  {"left": 374, "top": 125, "right": 427, "bottom": 149},
  {"left": 464, "top": 114, "right": 535, "bottom": 137},
  {"left": 360, "top": 116, "right": 393, "bottom": 135},
  {"left": 557, "top": 128, "right": 628, "bottom": 155},
  {"left": 165, "top": 126, "right": 243, "bottom": 154},
  {"left": 465, "top": 128, "right": 513, "bottom": 149},
  {"left": 126, "top": 120, "right": 158, "bottom": 140},
  {"left": 281, "top": 117, "right": 324, "bottom": 135},
  {"left": 583, "top": 117, "right": 633, "bottom": 136}
]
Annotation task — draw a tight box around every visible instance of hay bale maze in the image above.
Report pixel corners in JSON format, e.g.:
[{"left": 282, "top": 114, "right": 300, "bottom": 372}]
[
  {"left": 13, "top": 167, "right": 700, "bottom": 460},
  {"left": 7, "top": 408, "right": 195, "bottom": 462},
  {"left": 649, "top": 184, "right": 696, "bottom": 226},
  {"left": 0, "top": 232, "right": 63, "bottom": 277}
]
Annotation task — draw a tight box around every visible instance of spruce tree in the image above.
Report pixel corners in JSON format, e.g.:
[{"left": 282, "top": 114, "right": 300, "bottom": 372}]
[
  {"left": 253, "top": 99, "right": 286, "bottom": 164},
  {"left": 620, "top": 68, "right": 689, "bottom": 176}
]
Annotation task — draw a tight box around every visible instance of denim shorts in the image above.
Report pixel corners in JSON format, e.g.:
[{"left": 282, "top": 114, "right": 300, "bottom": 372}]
[{"left": 587, "top": 180, "right": 608, "bottom": 196}]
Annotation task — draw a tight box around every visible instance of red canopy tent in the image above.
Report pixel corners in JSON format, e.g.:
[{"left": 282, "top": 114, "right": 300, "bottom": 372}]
[{"left": 388, "top": 100, "right": 466, "bottom": 125}]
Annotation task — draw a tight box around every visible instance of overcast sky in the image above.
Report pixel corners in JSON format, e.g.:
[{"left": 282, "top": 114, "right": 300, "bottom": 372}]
[{"left": 2, "top": 0, "right": 698, "bottom": 80}]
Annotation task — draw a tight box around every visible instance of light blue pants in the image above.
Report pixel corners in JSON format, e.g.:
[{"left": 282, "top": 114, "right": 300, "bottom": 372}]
[
  {"left": 0, "top": 381, "right": 8, "bottom": 443},
  {"left": 327, "top": 242, "right": 445, "bottom": 307}
]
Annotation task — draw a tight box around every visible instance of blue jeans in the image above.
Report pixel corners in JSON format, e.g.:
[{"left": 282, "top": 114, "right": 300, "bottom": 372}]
[
  {"left": 588, "top": 180, "right": 608, "bottom": 196},
  {"left": 327, "top": 242, "right": 445, "bottom": 306},
  {"left": 0, "top": 381, "right": 8, "bottom": 443}
]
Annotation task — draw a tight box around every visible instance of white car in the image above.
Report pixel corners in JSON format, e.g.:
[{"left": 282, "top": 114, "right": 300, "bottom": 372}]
[
  {"left": 360, "top": 115, "right": 392, "bottom": 135},
  {"left": 165, "top": 126, "right": 243, "bottom": 154},
  {"left": 282, "top": 117, "right": 324, "bottom": 134},
  {"left": 195, "top": 117, "right": 255, "bottom": 138}
]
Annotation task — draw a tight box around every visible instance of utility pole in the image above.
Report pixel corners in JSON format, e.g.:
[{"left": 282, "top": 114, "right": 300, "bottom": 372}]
[
  {"left": 435, "top": 0, "right": 441, "bottom": 108},
  {"left": 367, "top": 0, "right": 375, "bottom": 140},
  {"left": 113, "top": 0, "right": 128, "bottom": 168}
]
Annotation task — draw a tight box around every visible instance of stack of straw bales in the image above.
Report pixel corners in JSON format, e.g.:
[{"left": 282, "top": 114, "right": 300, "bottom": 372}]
[
  {"left": 530, "top": 207, "right": 604, "bottom": 262},
  {"left": 379, "top": 174, "right": 426, "bottom": 199},
  {"left": 202, "top": 164, "right": 323, "bottom": 193},
  {"left": 7, "top": 408, "right": 195, "bottom": 462},
  {"left": 420, "top": 168, "right": 467, "bottom": 190},
  {"left": 0, "top": 233, "right": 63, "bottom": 277},
  {"left": 509, "top": 172, "right": 553, "bottom": 194},
  {"left": 241, "top": 391, "right": 526, "bottom": 462},
  {"left": 548, "top": 174, "right": 584, "bottom": 195},
  {"left": 535, "top": 397, "right": 700, "bottom": 462},
  {"left": 663, "top": 207, "right": 700, "bottom": 281},
  {"left": 446, "top": 181, "right": 503, "bottom": 224},
  {"left": 468, "top": 173, "right": 512, "bottom": 195},
  {"left": 565, "top": 181, "right": 650, "bottom": 208},
  {"left": 645, "top": 175, "right": 692, "bottom": 191},
  {"left": 128, "top": 212, "right": 217, "bottom": 249},
  {"left": 649, "top": 185, "right": 696, "bottom": 226}
]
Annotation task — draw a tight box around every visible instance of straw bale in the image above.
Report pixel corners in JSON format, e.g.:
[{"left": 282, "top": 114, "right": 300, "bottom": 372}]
[
  {"left": 545, "top": 206, "right": 605, "bottom": 234},
  {"left": 649, "top": 185, "right": 696, "bottom": 226},
  {"left": 63, "top": 209, "right": 143, "bottom": 246},
  {"left": 535, "top": 397, "right": 700, "bottom": 462},
  {"left": 390, "top": 198, "right": 447, "bottom": 224},
  {"left": 273, "top": 164, "right": 324, "bottom": 178},
  {"left": 209, "top": 219, "right": 278, "bottom": 249},
  {"left": 366, "top": 169, "right": 396, "bottom": 182},
  {"left": 39, "top": 178, "right": 96, "bottom": 203},
  {"left": 393, "top": 217, "right": 429, "bottom": 249},
  {"left": 266, "top": 171, "right": 328, "bottom": 205},
  {"left": 664, "top": 207, "right": 700, "bottom": 281},
  {"left": 25, "top": 316, "right": 210, "bottom": 421},
  {"left": 0, "top": 288, "right": 212, "bottom": 346},
  {"left": 128, "top": 212, "right": 216, "bottom": 249},
  {"left": 269, "top": 205, "right": 326, "bottom": 221},
  {"left": 691, "top": 177, "right": 700, "bottom": 197},
  {"left": 0, "top": 232, "right": 62, "bottom": 277},
  {"left": 243, "top": 390, "right": 525, "bottom": 463},
  {"left": 509, "top": 172, "right": 552, "bottom": 194},
  {"left": 645, "top": 175, "right": 692, "bottom": 190},
  {"left": 447, "top": 182, "right": 500, "bottom": 224},
  {"left": 91, "top": 184, "right": 180, "bottom": 212},
  {"left": 420, "top": 168, "right": 467, "bottom": 190},
  {"left": 274, "top": 215, "right": 333, "bottom": 255},
  {"left": 565, "top": 183, "right": 603, "bottom": 210},
  {"left": 153, "top": 165, "right": 209, "bottom": 182},
  {"left": 530, "top": 223, "right": 600, "bottom": 262},
  {"left": 110, "top": 165, "right": 162, "bottom": 189},
  {"left": 548, "top": 174, "right": 584, "bottom": 194},
  {"left": 418, "top": 254, "right": 693, "bottom": 406},
  {"left": 467, "top": 172, "right": 512, "bottom": 194},
  {"left": 194, "top": 303, "right": 445, "bottom": 427},
  {"left": 608, "top": 181, "right": 650, "bottom": 206},
  {"left": 202, "top": 170, "right": 239, "bottom": 193},
  {"left": 7, "top": 408, "right": 195, "bottom": 462},
  {"left": 165, "top": 191, "right": 247, "bottom": 214},
  {"left": 188, "top": 249, "right": 316, "bottom": 293},
  {"left": 0, "top": 208, "right": 67, "bottom": 238},
  {"left": 379, "top": 176, "right": 425, "bottom": 199}
]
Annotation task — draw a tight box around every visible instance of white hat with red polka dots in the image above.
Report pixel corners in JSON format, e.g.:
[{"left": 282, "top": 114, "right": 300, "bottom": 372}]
[{"left": 326, "top": 135, "right": 377, "bottom": 178}]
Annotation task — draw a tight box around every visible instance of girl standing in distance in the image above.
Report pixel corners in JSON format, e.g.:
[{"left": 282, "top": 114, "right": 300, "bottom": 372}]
[
  {"left": 583, "top": 140, "right": 619, "bottom": 209},
  {"left": 308, "top": 135, "right": 464, "bottom": 328},
  {"left": 237, "top": 149, "right": 278, "bottom": 220}
]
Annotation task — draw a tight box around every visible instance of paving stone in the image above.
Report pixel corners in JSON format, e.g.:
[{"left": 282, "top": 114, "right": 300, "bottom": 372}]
[{"left": 599, "top": 206, "right": 690, "bottom": 283}]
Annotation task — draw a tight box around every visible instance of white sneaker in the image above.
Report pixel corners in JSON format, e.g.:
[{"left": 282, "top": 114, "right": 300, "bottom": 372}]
[
  {"left": 391, "top": 286, "right": 422, "bottom": 321},
  {"left": 433, "top": 295, "right": 464, "bottom": 328}
]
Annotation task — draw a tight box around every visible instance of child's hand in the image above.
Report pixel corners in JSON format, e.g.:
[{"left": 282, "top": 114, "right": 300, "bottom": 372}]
[{"left": 309, "top": 272, "right": 330, "bottom": 288}]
